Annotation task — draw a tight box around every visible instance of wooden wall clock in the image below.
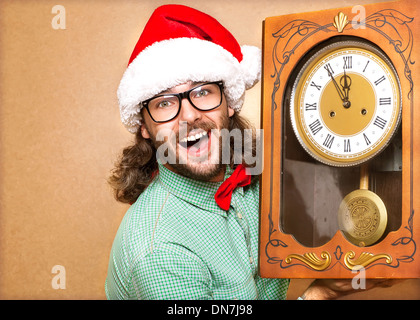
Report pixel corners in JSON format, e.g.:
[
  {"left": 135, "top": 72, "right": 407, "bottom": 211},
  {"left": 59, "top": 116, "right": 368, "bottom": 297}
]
[{"left": 259, "top": 0, "right": 420, "bottom": 278}]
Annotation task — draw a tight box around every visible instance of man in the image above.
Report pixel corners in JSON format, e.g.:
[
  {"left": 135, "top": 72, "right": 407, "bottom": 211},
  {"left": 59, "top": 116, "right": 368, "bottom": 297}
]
[{"left": 105, "top": 4, "right": 395, "bottom": 300}]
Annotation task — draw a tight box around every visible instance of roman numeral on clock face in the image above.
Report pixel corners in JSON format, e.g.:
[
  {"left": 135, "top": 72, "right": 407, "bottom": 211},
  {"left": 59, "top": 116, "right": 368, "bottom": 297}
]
[
  {"left": 324, "top": 63, "right": 334, "bottom": 75},
  {"left": 344, "top": 139, "right": 351, "bottom": 153},
  {"left": 373, "top": 116, "right": 387, "bottom": 129},
  {"left": 343, "top": 56, "right": 352, "bottom": 69},
  {"left": 379, "top": 97, "right": 391, "bottom": 105},
  {"left": 305, "top": 102, "right": 317, "bottom": 111},
  {"left": 310, "top": 81, "right": 321, "bottom": 90},
  {"left": 374, "top": 75, "right": 386, "bottom": 86},
  {"left": 308, "top": 119, "right": 323, "bottom": 135},
  {"left": 363, "top": 133, "right": 371, "bottom": 145},
  {"left": 323, "top": 134, "right": 335, "bottom": 149},
  {"left": 363, "top": 60, "right": 370, "bottom": 72}
]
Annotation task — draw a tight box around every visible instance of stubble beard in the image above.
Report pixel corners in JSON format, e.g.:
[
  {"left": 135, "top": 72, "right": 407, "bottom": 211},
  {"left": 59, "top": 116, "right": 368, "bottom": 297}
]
[{"left": 148, "top": 113, "right": 230, "bottom": 182}]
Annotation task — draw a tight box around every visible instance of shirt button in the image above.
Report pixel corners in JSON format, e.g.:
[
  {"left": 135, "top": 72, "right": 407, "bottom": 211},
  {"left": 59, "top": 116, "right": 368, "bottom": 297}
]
[
  {"left": 237, "top": 211, "right": 243, "bottom": 219},
  {"left": 249, "top": 256, "right": 253, "bottom": 264}
]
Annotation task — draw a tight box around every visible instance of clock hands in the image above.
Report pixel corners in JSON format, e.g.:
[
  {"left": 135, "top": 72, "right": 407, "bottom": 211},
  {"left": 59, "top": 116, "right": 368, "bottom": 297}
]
[
  {"left": 340, "top": 69, "right": 352, "bottom": 108},
  {"left": 325, "top": 67, "right": 352, "bottom": 108},
  {"left": 325, "top": 68, "right": 346, "bottom": 103}
]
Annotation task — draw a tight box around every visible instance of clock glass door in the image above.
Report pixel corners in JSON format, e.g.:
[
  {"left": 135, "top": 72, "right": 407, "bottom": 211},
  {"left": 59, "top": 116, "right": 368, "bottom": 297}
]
[{"left": 280, "top": 36, "right": 403, "bottom": 248}]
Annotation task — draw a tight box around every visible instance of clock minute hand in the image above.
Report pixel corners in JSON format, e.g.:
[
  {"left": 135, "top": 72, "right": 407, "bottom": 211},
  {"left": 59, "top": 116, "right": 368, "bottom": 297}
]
[{"left": 326, "top": 68, "right": 346, "bottom": 102}]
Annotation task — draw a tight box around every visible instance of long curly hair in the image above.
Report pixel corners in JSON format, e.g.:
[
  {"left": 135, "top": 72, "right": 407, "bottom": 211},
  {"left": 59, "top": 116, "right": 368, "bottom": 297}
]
[{"left": 108, "top": 113, "right": 258, "bottom": 204}]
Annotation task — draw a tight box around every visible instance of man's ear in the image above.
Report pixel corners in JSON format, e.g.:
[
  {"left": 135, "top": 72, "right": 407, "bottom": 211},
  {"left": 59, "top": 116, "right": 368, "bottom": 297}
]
[
  {"left": 228, "top": 107, "right": 234, "bottom": 118},
  {"left": 140, "top": 124, "right": 150, "bottom": 139}
]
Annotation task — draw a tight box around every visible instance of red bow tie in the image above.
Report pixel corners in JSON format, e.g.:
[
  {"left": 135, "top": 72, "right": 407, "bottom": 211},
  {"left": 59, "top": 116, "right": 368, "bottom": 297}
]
[{"left": 214, "top": 164, "right": 251, "bottom": 210}]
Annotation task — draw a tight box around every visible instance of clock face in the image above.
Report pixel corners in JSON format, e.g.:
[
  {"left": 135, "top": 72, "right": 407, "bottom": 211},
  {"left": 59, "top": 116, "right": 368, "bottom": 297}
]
[{"left": 290, "top": 39, "right": 402, "bottom": 166}]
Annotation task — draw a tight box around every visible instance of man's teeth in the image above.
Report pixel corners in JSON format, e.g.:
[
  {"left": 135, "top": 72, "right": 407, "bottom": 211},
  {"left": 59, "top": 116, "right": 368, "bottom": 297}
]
[{"left": 180, "top": 131, "right": 208, "bottom": 143}]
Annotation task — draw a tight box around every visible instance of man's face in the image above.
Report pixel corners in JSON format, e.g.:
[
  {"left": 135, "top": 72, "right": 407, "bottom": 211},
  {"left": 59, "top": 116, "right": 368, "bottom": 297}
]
[{"left": 140, "top": 81, "right": 234, "bottom": 181}]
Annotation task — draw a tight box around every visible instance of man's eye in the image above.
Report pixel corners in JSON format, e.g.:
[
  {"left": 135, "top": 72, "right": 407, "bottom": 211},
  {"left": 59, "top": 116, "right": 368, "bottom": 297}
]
[
  {"left": 158, "top": 100, "right": 171, "bottom": 108},
  {"left": 151, "top": 97, "right": 177, "bottom": 109},
  {"left": 193, "top": 89, "right": 209, "bottom": 98}
]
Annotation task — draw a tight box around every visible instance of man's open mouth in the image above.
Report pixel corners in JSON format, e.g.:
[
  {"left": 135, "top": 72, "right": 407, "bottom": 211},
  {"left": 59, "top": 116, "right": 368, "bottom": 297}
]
[{"left": 179, "top": 130, "right": 210, "bottom": 154}]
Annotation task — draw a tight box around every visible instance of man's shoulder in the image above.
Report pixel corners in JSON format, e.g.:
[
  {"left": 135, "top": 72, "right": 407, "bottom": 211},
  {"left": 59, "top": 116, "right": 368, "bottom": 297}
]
[
  {"left": 109, "top": 179, "right": 170, "bottom": 265},
  {"left": 116, "top": 176, "right": 193, "bottom": 245},
  {"left": 123, "top": 178, "right": 168, "bottom": 227}
]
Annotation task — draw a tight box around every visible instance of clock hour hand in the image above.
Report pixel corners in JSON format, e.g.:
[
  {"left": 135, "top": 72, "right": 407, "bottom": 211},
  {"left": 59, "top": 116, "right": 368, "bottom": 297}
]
[
  {"left": 340, "top": 69, "right": 352, "bottom": 108},
  {"left": 325, "top": 68, "right": 346, "bottom": 102}
]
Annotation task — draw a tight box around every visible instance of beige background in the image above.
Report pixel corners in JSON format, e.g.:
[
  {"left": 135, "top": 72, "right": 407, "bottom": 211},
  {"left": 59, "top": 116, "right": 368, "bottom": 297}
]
[{"left": 0, "top": 0, "right": 419, "bottom": 299}]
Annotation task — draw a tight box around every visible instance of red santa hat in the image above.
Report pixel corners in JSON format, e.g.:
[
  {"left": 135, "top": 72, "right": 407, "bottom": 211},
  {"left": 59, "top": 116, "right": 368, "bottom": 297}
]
[{"left": 117, "top": 4, "right": 261, "bottom": 133}]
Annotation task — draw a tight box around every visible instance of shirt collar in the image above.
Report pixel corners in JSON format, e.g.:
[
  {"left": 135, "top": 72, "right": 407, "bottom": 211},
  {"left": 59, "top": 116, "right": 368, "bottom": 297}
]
[{"left": 157, "top": 163, "right": 242, "bottom": 217}]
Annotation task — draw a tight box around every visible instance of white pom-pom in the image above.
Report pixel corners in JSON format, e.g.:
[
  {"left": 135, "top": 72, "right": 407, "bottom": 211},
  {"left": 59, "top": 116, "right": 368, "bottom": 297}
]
[{"left": 240, "top": 45, "right": 261, "bottom": 89}]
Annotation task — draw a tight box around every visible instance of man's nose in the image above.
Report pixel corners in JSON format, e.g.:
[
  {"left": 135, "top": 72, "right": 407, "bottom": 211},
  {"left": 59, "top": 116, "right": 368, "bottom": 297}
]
[{"left": 178, "top": 98, "right": 202, "bottom": 124}]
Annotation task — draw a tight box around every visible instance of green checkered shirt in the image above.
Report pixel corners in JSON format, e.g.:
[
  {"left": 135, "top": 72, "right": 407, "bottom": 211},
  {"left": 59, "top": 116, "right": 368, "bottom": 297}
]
[{"left": 105, "top": 163, "right": 289, "bottom": 300}]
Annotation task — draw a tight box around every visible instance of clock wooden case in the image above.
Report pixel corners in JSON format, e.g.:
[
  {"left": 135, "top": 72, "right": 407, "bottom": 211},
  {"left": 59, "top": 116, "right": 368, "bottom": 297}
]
[{"left": 259, "top": 0, "right": 420, "bottom": 278}]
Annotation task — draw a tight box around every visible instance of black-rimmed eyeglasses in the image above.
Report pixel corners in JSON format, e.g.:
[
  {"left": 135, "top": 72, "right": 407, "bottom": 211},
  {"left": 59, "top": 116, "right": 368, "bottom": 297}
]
[{"left": 142, "top": 81, "right": 224, "bottom": 123}]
